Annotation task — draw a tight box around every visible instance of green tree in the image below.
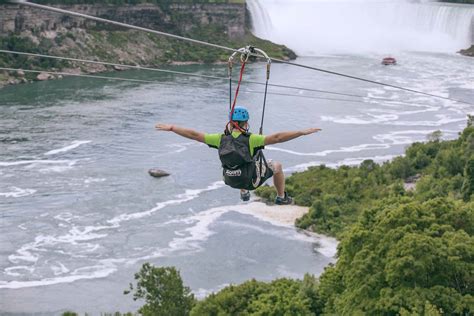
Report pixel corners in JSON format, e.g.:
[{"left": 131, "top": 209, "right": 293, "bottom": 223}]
[
  {"left": 318, "top": 197, "right": 473, "bottom": 315},
  {"left": 126, "top": 263, "right": 195, "bottom": 316},
  {"left": 462, "top": 156, "right": 474, "bottom": 201},
  {"left": 427, "top": 130, "right": 443, "bottom": 142},
  {"left": 191, "top": 277, "right": 322, "bottom": 316}
]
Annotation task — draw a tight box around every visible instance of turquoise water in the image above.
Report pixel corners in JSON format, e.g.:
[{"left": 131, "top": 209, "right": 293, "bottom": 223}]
[{"left": 0, "top": 52, "right": 473, "bottom": 314}]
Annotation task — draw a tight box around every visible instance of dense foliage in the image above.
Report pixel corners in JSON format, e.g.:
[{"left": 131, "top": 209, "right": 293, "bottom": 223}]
[
  {"left": 125, "top": 263, "right": 195, "bottom": 316},
  {"left": 319, "top": 196, "right": 473, "bottom": 314},
  {"left": 191, "top": 275, "right": 323, "bottom": 315}
]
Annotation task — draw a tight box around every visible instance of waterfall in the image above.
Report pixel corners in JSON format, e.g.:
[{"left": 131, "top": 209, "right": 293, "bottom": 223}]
[{"left": 247, "top": 0, "right": 474, "bottom": 55}]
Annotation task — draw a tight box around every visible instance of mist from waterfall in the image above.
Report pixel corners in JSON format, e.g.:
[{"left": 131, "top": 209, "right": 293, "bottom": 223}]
[{"left": 247, "top": 0, "right": 474, "bottom": 55}]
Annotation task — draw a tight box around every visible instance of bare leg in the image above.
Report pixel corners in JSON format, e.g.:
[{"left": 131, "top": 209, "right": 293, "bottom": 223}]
[{"left": 272, "top": 161, "right": 285, "bottom": 197}]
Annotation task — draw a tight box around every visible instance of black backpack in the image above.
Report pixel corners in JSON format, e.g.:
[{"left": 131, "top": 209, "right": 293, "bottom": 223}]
[{"left": 218, "top": 133, "right": 273, "bottom": 190}]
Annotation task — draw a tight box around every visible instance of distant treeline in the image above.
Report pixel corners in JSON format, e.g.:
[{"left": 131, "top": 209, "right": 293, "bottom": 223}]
[
  {"left": 440, "top": 0, "right": 474, "bottom": 4},
  {"left": 29, "top": 0, "right": 246, "bottom": 4}
]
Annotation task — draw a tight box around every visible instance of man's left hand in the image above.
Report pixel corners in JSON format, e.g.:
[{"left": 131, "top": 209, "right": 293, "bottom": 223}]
[{"left": 155, "top": 123, "right": 174, "bottom": 131}]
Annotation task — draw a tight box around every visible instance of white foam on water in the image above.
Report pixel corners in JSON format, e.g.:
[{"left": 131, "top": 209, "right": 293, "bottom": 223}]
[
  {"left": 391, "top": 115, "right": 467, "bottom": 127},
  {"left": 107, "top": 181, "right": 225, "bottom": 225},
  {"left": 219, "top": 220, "right": 316, "bottom": 244},
  {"left": 4, "top": 266, "right": 35, "bottom": 277},
  {"left": 366, "top": 106, "right": 440, "bottom": 116},
  {"left": 51, "top": 262, "right": 70, "bottom": 276},
  {"left": 53, "top": 212, "right": 81, "bottom": 223},
  {"left": 277, "top": 264, "right": 304, "bottom": 279},
  {"left": 162, "top": 202, "right": 337, "bottom": 258},
  {"left": 7, "top": 225, "right": 111, "bottom": 266},
  {"left": 34, "top": 161, "right": 79, "bottom": 173},
  {"left": 0, "top": 187, "right": 36, "bottom": 198},
  {"left": 268, "top": 143, "right": 390, "bottom": 157},
  {"left": 0, "top": 159, "right": 76, "bottom": 167},
  {"left": 322, "top": 114, "right": 466, "bottom": 127},
  {"left": 166, "top": 142, "right": 199, "bottom": 154},
  {"left": 167, "top": 207, "right": 227, "bottom": 253},
  {"left": 2, "top": 181, "right": 227, "bottom": 287},
  {"left": 17, "top": 223, "right": 28, "bottom": 231},
  {"left": 328, "top": 155, "right": 397, "bottom": 168},
  {"left": 373, "top": 129, "right": 459, "bottom": 144},
  {"left": 286, "top": 154, "right": 396, "bottom": 173},
  {"left": 0, "top": 262, "right": 117, "bottom": 289},
  {"left": 268, "top": 128, "right": 441, "bottom": 158},
  {"left": 8, "top": 245, "right": 39, "bottom": 264},
  {"left": 84, "top": 178, "right": 106, "bottom": 184},
  {"left": 43, "top": 140, "right": 91, "bottom": 156},
  {"left": 194, "top": 283, "right": 230, "bottom": 300},
  {"left": 321, "top": 114, "right": 397, "bottom": 125}
]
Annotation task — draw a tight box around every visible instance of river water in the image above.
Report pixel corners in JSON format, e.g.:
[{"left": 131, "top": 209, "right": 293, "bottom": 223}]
[
  {"left": 0, "top": 51, "right": 473, "bottom": 315},
  {"left": 1, "top": 0, "right": 474, "bottom": 313}
]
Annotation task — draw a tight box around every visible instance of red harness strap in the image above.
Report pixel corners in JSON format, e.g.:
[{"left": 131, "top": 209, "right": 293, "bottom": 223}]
[{"left": 228, "top": 61, "right": 247, "bottom": 133}]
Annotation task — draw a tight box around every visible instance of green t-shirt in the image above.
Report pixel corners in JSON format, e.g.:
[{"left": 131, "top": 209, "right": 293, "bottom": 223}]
[{"left": 205, "top": 131, "right": 265, "bottom": 156}]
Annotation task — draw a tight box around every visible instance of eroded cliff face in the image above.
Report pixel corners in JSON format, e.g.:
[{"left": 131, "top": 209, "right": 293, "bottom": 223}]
[
  {"left": 0, "top": 3, "right": 246, "bottom": 39},
  {"left": 0, "top": 2, "right": 294, "bottom": 85}
]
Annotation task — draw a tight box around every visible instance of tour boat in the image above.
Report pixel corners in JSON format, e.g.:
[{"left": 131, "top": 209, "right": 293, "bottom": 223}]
[{"left": 382, "top": 57, "right": 397, "bottom": 65}]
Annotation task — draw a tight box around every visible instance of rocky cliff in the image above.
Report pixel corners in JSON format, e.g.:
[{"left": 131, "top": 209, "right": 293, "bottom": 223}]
[{"left": 0, "top": 2, "right": 295, "bottom": 85}]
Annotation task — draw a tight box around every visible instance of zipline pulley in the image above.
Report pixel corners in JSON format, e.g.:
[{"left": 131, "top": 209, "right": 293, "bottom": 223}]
[{"left": 227, "top": 46, "right": 271, "bottom": 135}]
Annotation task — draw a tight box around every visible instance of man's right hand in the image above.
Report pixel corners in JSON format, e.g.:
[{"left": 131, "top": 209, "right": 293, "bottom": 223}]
[{"left": 301, "top": 128, "right": 322, "bottom": 135}]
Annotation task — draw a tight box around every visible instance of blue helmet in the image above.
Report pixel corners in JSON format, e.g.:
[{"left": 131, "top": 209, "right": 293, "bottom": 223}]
[{"left": 231, "top": 106, "right": 249, "bottom": 122}]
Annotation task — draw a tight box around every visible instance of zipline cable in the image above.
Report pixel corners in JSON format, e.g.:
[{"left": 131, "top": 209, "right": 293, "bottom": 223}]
[
  {"left": 8, "top": 0, "right": 473, "bottom": 106},
  {"left": 0, "top": 49, "right": 225, "bottom": 81},
  {"left": 0, "top": 67, "right": 368, "bottom": 103},
  {"left": 0, "top": 49, "right": 441, "bottom": 107}
]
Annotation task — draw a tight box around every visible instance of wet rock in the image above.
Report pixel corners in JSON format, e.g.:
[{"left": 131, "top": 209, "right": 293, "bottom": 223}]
[
  {"left": 17, "top": 70, "right": 25, "bottom": 77},
  {"left": 113, "top": 65, "right": 127, "bottom": 71},
  {"left": 459, "top": 45, "right": 474, "bottom": 57},
  {"left": 36, "top": 72, "right": 53, "bottom": 81},
  {"left": 148, "top": 168, "right": 170, "bottom": 178}
]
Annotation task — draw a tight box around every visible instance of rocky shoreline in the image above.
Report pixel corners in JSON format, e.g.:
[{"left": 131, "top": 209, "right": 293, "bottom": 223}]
[
  {"left": 0, "top": 2, "right": 296, "bottom": 88},
  {"left": 459, "top": 44, "right": 474, "bottom": 57}
]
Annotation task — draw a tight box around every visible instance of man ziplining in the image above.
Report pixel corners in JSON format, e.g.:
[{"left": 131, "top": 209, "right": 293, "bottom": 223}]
[{"left": 156, "top": 106, "right": 321, "bottom": 204}]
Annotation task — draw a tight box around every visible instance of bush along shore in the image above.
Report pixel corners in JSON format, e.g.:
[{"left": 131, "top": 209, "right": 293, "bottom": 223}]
[
  {"left": 0, "top": 1, "right": 295, "bottom": 87},
  {"left": 61, "top": 120, "right": 474, "bottom": 315}
]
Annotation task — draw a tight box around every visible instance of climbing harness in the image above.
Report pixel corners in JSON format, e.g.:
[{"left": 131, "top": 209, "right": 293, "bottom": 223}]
[{"left": 220, "top": 46, "right": 273, "bottom": 190}]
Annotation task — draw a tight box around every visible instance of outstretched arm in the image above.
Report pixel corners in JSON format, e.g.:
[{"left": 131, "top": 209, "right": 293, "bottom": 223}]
[
  {"left": 155, "top": 123, "right": 205, "bottom": 143},
  {"left": 264, "top": 128, "right": 321, "bottom": 145}
]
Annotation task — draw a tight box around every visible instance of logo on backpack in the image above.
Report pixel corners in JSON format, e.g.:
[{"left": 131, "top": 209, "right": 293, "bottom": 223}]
[{"left": 225, "top": 169, "right": 242, "bottom": 177}]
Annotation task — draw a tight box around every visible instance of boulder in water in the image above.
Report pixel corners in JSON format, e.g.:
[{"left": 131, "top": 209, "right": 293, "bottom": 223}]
[{"left": 148, "top": 168, "right": 170, "bottom": 178}]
